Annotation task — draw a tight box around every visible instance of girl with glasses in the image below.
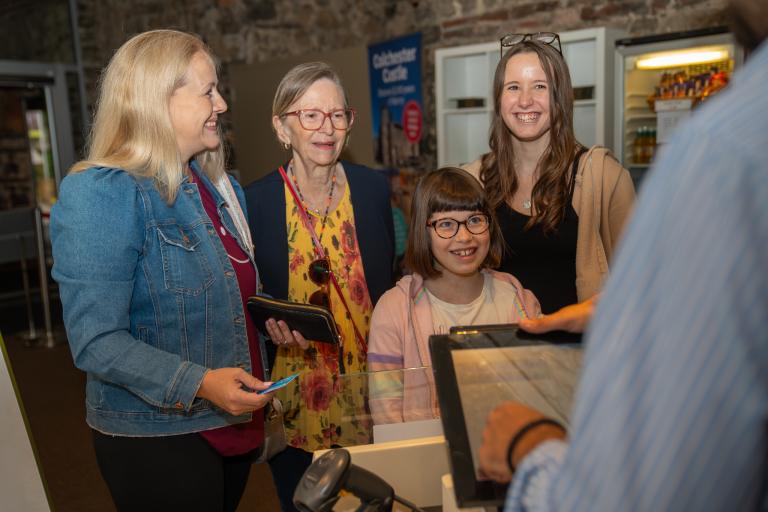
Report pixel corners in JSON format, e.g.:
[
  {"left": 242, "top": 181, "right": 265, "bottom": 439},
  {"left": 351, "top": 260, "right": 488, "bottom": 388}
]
[
  {"left": 463, "top": 37, "right": 635, "bottom": 314},
  {"left": 367, "top": 167, "right": 540, "bottom": 424},
  {"left": 244, "top": 62, "right": 394, "bottom": 512}
]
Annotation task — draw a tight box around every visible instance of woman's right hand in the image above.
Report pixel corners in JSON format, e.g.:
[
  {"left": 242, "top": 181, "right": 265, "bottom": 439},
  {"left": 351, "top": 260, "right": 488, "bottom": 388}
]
[
  {"left": 265, "top": 318, "right": 310, "bottom": 350},
  {"left": 518, "top": 295, "right": 598, "bottom": 334},
  {"left": 196, "top": 368, "right": 273, "bottom": 416}
]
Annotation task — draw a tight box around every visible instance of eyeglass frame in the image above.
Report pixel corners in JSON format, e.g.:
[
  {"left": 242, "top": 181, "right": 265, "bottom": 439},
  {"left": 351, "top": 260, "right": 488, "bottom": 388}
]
[
  {"left": 426, "top": 213, "right": 491, "bottom": 239},
  {"left": 499, "top": 32, "right": 562, "bottom": 57},
  {"left": 281, "top": 108, "right": 356, "bottom": 131}
]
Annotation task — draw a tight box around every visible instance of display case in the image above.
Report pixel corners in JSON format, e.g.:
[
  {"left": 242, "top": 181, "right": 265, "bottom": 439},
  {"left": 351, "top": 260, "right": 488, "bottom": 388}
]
[
  {"left": 435, "top": 27, "right": 627, "bottom": 168},
  {"left": 0, "top": 60, "right": 83, "bottom": 212},
  {"left": 0, "top": 60, "right": 82, "bottom": 346},
  {"left": 613, "top": 28, "right": 742, "bottom": 187}
]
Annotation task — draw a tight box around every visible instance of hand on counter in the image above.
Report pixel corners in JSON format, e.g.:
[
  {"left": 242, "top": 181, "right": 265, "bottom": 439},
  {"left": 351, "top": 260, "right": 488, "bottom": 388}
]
[
  {"left": 519, "top": 295, "right": 598, "bottom": 334},
  {"left": 478, "top": 402, "right": 567, "bottom": 483}
]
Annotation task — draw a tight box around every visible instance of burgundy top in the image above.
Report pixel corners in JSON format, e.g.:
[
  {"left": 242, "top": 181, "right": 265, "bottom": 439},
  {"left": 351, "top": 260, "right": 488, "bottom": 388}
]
[{"left": 190, "top": 170, "right": 265, "bottom": 456}]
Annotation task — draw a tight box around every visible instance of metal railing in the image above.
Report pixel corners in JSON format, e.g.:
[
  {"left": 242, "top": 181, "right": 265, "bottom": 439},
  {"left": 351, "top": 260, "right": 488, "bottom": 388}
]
[{"left": 0, "top": 208, "right": 56, "bottom": 347}]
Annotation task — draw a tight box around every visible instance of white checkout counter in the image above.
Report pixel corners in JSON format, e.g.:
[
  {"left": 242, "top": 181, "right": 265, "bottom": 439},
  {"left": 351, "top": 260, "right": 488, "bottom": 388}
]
[
  {"left": 310, "top": 365, "right": 489, "bottom": 511},
  {"left": 315, "top": 420, "right": 486, "bottom": 511}
]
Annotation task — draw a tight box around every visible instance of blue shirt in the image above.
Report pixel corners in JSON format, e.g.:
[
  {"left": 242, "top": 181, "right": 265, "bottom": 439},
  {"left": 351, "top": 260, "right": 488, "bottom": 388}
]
[
  {"left": 506, "top": 41, "right": 768, "bottom": 511},
  {"left": 51, "top": 163, "right": 268, "bottom": 436}
]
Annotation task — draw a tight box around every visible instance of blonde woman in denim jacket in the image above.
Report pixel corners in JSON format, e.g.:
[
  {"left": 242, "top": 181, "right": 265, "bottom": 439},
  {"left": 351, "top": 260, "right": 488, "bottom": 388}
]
[{"left": 51, "top": 30, "right": 272, "bottom": 511}]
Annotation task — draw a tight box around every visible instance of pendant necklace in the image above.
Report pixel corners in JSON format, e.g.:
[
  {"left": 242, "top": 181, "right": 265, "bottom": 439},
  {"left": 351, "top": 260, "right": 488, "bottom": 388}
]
[
  {"left": 522, "top": 199, "right": 532, "bottom": 209},
  {"left": 188, "top": 165, "right": 250, "bottom": 265},
  {"left": 290, "top": 164, "right": 337, "bottom": 243}
]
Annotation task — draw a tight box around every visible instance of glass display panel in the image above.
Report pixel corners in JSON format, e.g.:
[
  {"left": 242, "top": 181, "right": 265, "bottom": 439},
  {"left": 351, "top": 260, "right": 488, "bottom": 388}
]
[{"left": 451, "top": 344, "right": 582, "bottom": 479}]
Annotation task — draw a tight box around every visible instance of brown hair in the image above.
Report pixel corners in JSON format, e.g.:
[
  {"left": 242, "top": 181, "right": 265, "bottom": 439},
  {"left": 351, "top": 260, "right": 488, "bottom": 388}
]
[
  {"left": 405, "top": 167, "right": 503, "bottom": 279},
  {"left": 729, "top": 0, "right": 768, "bottom": 52},
  {"left": 70, "top": 29, "right": 225, "bottom": 203},
  {"left": 480, "top": 40, "right": 579, "bottom": 233}
]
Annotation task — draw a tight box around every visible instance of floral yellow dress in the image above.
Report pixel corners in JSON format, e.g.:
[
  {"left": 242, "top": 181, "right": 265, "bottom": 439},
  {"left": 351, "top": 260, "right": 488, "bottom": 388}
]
[{"left": 273, "top": 181, "right": 374, "bottom": 451}]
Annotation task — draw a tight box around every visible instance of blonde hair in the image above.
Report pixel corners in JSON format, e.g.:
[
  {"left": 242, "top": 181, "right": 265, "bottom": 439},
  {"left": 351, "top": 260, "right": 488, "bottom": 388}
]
[{"left": 71, "top": 29, "right": 225, "bottom": 203}]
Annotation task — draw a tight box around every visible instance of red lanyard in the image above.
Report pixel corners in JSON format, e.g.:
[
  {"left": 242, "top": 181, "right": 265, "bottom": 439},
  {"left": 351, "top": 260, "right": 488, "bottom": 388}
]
[{"left": 278, "top": 165, "right": 368, "bottom": 353}]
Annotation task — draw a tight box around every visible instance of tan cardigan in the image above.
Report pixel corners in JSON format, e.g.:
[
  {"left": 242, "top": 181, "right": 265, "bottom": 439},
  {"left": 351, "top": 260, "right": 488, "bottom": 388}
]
[{"left": 463, "top": 146, "right": 635, "bottom": 301}]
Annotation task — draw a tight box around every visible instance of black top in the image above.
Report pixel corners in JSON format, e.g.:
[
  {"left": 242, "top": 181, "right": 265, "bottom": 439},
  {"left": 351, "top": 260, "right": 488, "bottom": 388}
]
[{"left": 496, "top": 150, "right": 585, "bottom": 314}]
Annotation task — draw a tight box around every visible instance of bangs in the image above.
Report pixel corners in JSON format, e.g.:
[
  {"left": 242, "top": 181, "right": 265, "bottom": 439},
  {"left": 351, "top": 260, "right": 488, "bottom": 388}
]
[{"left": 428, "top": 175, "right": 486, "bottom": 215}]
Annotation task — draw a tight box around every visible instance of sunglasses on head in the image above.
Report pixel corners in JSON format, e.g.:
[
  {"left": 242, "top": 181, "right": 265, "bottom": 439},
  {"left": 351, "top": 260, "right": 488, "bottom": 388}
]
[{"left": 499, "top": 32, "right": 562, "bottom": 57}]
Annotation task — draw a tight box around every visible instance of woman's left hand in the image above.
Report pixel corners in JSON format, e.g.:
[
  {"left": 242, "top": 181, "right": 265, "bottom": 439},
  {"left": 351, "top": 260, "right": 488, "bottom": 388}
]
[{"left": 265, "top": 318, "right": 310, "bottom": 350}]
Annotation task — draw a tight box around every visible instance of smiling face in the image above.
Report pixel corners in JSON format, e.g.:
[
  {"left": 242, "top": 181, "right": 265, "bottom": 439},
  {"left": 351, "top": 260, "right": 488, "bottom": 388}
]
[
  {"left": 428, "top": 210, "right": 491, "bottom": 279},
  {"left": 169, "top": 51, "right": 227, "bottom": 163},
  {"left": 500, "top": 52, "right": 551, "bottom": 144},
  {"left": 273, "top": 78, "right": 347, "bottom": 168}
]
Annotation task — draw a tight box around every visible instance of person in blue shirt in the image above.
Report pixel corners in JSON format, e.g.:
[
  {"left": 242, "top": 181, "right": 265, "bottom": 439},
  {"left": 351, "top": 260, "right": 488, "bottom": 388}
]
[
  {"left": 478, "top": 1, "right": 768, "bottom": 509},
  {"left": 51, "top": 30, "right": 274, "bottom": 511}
]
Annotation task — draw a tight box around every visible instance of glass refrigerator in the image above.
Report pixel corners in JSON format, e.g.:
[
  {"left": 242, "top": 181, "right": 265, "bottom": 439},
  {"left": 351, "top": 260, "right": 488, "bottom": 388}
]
[{"left": 613, "top": 27, "right": 743, "bottom": 187}]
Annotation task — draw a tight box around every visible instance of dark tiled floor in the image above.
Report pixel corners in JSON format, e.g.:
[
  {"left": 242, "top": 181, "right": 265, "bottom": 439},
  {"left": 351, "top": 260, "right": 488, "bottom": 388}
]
[{"left": 3, "top": 299, "right": 280, "bottom": 512}]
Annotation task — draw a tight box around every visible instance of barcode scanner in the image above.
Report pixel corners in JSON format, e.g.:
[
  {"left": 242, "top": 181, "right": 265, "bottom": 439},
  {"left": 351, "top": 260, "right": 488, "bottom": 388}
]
[{"left": 293, "top": 448, "right": 403, "bottom": 512}]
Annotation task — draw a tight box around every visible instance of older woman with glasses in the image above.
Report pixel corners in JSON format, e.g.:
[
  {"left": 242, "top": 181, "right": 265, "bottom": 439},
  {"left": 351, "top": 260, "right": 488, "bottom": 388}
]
[
  {"left": 244, "top": 61, "right": 394, "bottom": 512},
  {"left": 463, "top": 33, "right": 635, "bottom": 314}
]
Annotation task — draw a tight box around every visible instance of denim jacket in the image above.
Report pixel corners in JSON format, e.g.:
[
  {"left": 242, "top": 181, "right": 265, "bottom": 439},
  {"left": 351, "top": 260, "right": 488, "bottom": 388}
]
[{"left": 51, "top": 162, "right": 268, "bottom": 436}]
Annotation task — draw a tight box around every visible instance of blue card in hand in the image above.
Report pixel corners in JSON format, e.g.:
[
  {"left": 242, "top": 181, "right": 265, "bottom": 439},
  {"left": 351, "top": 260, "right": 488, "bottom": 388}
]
[{"left": 257, "top": 373, "right": 300, "bottom": 395}]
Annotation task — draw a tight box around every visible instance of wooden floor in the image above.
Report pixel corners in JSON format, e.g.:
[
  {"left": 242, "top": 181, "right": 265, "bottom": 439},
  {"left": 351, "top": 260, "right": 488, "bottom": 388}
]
[{"left": 2, "top": 300, "right": 281, "bottom": 512}]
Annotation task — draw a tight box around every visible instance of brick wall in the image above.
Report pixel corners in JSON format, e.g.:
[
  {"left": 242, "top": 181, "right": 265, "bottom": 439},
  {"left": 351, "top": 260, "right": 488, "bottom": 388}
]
[
  {"left": 0, "top": 0, "right": 74, "bottom": 62},
  {"left": 71, "top": 0, "right": 730, "bottom": 168}
]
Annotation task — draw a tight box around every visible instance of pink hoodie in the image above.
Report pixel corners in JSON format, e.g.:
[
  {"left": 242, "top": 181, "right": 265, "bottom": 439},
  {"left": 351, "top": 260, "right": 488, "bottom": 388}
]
[{"left": 367, "top": 270, "right": 540, "bottom": 424}]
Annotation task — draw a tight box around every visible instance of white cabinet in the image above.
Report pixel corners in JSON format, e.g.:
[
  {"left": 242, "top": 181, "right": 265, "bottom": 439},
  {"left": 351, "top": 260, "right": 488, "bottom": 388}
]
[{"left": 435, "top": 27, "right": 626, "bottom": 167}]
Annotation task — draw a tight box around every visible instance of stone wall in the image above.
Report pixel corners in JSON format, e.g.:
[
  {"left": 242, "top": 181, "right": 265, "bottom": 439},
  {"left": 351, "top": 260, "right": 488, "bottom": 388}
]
[
  {"left": 0, "top": 0, "right": 74, "bottom": 62},
  {"left": 73, "top": 0, "right": 731, "bottom": 167}
]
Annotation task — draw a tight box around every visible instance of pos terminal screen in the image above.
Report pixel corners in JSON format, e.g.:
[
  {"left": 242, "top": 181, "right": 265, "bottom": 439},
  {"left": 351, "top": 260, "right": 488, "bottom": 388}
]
[
  {"left": 451, "top": 344, "right": 582, "bottom": 479},
  {"left": 430, "top": 328, "right": 582, "bottom": 507}
]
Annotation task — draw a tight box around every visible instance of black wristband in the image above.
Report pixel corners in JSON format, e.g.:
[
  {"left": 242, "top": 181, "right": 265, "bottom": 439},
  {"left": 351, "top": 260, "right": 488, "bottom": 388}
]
[{"left": 506, "top": 418, "right": 566, "bottom": 473}]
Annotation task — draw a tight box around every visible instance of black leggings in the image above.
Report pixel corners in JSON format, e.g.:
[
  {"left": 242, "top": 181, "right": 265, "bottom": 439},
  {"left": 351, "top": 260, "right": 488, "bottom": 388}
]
[
  {"left": 268, "top": 446, "right": 314, "bottom": 512},
  {"left": 93, "top": 430, "right": 255, "bottom": 512}
]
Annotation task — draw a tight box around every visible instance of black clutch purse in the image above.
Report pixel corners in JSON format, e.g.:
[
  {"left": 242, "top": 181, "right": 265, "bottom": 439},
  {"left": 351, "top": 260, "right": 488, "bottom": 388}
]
[{"left": 247, "top": 295, "right": 340, "bottom": 344}]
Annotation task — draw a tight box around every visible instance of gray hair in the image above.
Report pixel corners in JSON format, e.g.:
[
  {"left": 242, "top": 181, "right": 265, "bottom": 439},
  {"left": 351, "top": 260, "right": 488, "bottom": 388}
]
[{"left": 272, "top": 61, "right": 348, "bottom": 118}]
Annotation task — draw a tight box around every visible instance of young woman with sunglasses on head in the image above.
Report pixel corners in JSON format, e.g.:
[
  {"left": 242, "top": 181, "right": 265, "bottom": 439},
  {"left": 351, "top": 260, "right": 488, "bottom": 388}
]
[
  {"left": 463, "top": 33, "right": 635, "bottom": 314},
  {"left": 244, "top": 62, "right": 394, "bottom": 512},
  {"left": 367, "top": 167, "right": 540, "bottom": 425}
]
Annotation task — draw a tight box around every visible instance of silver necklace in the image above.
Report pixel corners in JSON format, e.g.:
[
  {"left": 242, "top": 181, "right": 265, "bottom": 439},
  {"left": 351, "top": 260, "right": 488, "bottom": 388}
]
[{"left": 522, "top": 199, "right": 532, "bottom": 209}]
